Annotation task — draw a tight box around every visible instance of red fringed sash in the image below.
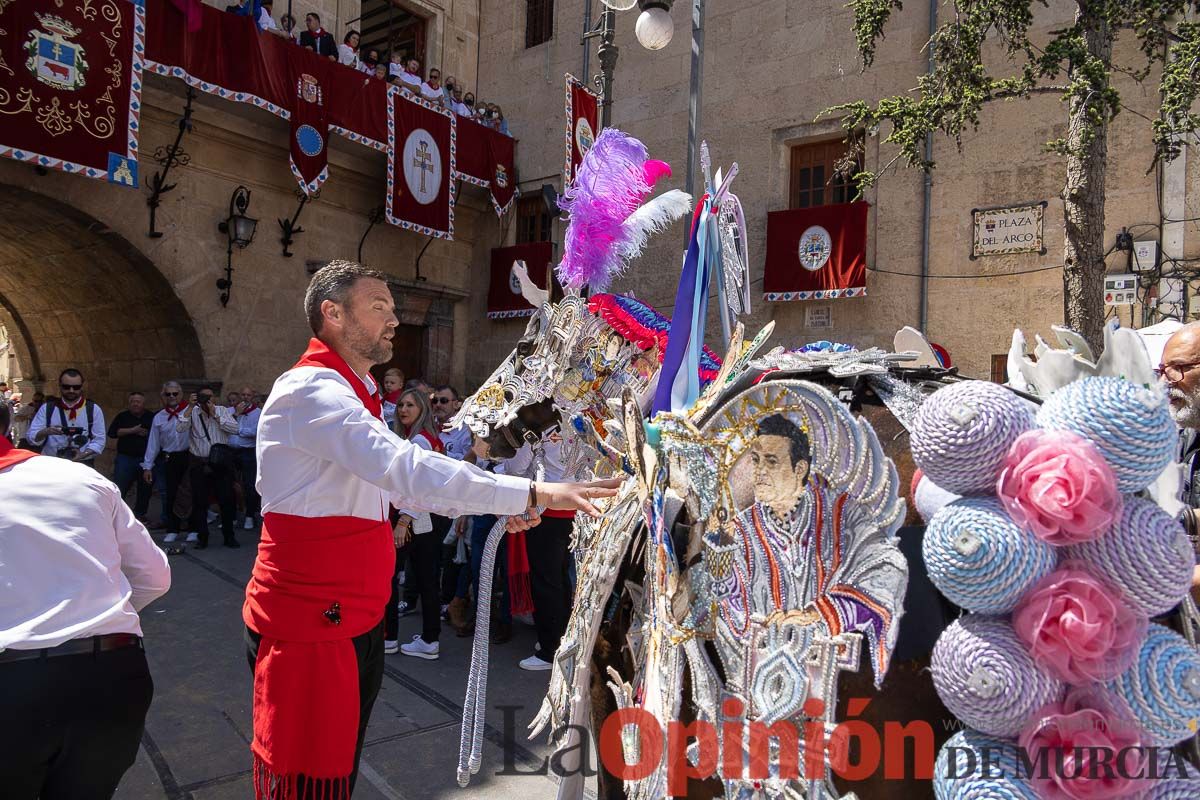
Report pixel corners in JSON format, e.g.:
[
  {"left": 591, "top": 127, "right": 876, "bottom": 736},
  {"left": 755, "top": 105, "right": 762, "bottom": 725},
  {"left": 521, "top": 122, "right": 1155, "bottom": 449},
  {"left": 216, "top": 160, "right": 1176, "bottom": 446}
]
[
  {"left": 507, "top": 530, "right": 534, "bottom": 617},
  {"left": 242, "top": 339, "right": 391, "bottom": 799}
]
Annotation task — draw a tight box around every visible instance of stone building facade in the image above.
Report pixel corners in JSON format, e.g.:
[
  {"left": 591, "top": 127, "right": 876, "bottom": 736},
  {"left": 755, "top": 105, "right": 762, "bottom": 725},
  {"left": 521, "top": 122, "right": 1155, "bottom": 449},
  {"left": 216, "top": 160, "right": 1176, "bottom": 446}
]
[
  {"left": 0, "top": 0, "right": 504, "bottom": 416},
  {"left": 465, "top": 0, "right": 1200, "bottom": 386}
]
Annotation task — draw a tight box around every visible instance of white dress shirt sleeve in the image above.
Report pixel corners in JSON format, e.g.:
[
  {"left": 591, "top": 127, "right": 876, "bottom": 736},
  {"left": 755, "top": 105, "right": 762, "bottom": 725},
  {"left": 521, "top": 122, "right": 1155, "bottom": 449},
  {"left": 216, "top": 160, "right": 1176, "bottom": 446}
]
[
  {"left": 217, "top": 407, "right": 239, "bottom": 436},
  {"left": 142, "top": 418, "right": 161, "bottom": 471},
  {"left": 84, "top": 403, "right": 106, "bottom": 458},
  {"left": 26, "top": 403, "right": 49, "bottom": 444},
  {"left": 285, "top": 375, "right": 530, "bottom": 517},
  {"left": 111, "top": 489, "right": 171, "bottom": 610}
]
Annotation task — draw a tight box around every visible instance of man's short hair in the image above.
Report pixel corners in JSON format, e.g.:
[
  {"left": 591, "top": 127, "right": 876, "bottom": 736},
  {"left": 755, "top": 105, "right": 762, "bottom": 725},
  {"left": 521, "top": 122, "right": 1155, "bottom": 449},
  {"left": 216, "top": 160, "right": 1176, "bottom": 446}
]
[
  {"left": 304, "top": 260, "right": 388, "bottom": 335},
  {"left": 435, "top": 384, "right": 459, "bottom": 399},
  {"left": 59, "top": 368, "right": 83, "bottom": 383},
  {"left": 756, "top": 413, "right": 810, "bottom": 468},
  {"left": 128, "top": 391, "right": 144, "bottom": 398},
  {"left": 0, "top": 400, "right": 9, "bottom": 436},
  {"left": 306, "top": 12, "right": 319, "bottom": 22}
]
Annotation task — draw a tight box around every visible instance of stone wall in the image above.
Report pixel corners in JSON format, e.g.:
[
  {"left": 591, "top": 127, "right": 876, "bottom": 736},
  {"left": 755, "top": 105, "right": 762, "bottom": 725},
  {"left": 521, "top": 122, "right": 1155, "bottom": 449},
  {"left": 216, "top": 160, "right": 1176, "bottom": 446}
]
[{"left": 466, "top": 0, "right": 1196, "bottom": 386}]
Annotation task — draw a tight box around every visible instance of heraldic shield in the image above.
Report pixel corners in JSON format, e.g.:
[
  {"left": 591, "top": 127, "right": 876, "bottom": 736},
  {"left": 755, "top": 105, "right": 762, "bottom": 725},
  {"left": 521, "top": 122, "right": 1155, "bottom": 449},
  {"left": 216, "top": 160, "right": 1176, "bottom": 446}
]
[{"left": 653, "top": 379, "right": 909, "bottom": 800}]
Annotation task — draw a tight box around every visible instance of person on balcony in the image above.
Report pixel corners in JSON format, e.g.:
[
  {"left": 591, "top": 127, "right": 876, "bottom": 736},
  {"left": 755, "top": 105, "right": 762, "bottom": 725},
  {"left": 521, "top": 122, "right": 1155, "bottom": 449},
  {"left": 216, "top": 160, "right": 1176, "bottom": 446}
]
[
  {"left": 299, "top": 13, "right": 336, "bottom": 61},
  {"left": 420, "top": 68, "right": 446, "bottom": 106},
  {"left": 338, "top": 30, "right": 360, "bottom": 68}
]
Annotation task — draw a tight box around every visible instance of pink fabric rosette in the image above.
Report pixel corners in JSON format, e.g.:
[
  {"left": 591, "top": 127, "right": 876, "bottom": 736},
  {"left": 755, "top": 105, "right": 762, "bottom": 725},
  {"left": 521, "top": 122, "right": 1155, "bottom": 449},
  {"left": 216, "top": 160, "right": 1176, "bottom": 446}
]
[
  {"left": 997, "top": 429, "right": 1121, "bottom": 545},
  {"left": 1013, "top": 564, "right": 1147, "bottom": 685},
  {"left": 1019, "top": 687, "right": 1147, "bottom": 800}
]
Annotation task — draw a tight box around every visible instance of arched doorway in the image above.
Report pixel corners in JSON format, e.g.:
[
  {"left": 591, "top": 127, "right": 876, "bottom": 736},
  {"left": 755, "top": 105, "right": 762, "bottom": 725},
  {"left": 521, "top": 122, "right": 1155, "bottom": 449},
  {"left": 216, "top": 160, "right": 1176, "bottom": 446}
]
[{"left": 0, "top": 184, "right": 204, "bottom": 413}]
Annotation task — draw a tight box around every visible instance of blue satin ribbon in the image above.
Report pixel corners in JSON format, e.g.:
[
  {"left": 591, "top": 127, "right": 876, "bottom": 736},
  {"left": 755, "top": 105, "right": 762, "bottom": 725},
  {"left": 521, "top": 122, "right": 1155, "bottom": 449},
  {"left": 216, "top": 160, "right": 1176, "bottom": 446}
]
[{"left": 653, "top": 200, "right": 707, "bottom": 416}]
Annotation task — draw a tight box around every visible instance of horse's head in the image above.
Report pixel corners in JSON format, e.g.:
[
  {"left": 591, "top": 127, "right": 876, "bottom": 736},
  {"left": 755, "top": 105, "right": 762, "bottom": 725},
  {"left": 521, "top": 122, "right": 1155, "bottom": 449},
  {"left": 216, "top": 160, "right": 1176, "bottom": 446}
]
[{"left": 451, "top": 290, "right": 591, "bottom": 459}]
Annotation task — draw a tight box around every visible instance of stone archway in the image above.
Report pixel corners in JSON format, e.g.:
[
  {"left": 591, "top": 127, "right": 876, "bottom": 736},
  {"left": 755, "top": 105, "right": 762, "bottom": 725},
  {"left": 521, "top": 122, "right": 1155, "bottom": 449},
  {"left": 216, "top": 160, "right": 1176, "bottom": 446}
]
[{"left": 0, "top": 184, "right": 204, "bottom": 413}]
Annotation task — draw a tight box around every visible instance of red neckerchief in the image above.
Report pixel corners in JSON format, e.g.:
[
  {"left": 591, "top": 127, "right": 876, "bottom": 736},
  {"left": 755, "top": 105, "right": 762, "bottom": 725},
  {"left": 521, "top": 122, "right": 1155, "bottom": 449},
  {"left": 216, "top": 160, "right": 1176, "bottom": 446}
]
[
  {"left": 165, "top": 401, "right": 189, "bottom": 421},
  {"left": 240, "top": 403, "right": 258, "bottom": 416},
  {"left": 292, "top": 338, "right": 382, "bottom": 419},
  {"left": 383, "top": 390, "right": 402, "bottom": 405},
  {"left": 0, "top": 437, "right": 38, "bottom": 470},
  {"left": 61, "top": 396, "right": 85, "bottom": 422},
  {"left": 401, "top": 427, "right": 445, "bottom": 454}
]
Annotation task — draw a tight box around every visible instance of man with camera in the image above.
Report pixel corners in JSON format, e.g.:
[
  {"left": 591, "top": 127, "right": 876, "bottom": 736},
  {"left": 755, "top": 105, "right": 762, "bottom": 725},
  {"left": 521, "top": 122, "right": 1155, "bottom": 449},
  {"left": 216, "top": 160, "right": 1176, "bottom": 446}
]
[
  {"left": 0, "top": 399, "right": 172, "bottom": 797},
  {"left": 179, "top": 387, "right": 240, "bottom": 549},
  {"left": 26, "top": 368, "right": 105, "bottom": 466}
]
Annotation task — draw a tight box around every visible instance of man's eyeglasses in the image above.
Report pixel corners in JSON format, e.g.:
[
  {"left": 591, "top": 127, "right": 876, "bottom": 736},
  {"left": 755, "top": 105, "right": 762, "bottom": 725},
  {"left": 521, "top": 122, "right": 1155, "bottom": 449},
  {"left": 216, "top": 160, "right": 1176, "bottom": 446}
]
[
  {"left": 432, "top": 397, "right": 454, "bottom": 404},
  {"left": 1155, "top": 361, "right": 1200, "bottom": 383},
  {"left": 163, "top": 392, "right": 180, "bottom": 397},
  {"left": 60, "top": 383, "right": 82, "bottom": 391}
]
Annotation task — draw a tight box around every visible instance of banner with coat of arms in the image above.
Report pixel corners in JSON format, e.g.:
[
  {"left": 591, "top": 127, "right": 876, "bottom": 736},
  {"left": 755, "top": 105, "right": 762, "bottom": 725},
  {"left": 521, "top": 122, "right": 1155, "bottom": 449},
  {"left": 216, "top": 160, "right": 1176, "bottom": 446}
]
[
  {"left": 564, "top": 73, "right": 598, "bottom": 185},
  {"left": 0, "top": 0, "right": 143, "bottom": 185},
  {"left": 285, "top": 45, "right": 331, "bottom": 196},
  {"left": 386, "top": 87, "right": 455, "bottom": 239},
  {"left": 488, "top": 242, "right": 552, "bottom": 319},
  {"left": 763, "top": 201, "right": 870, "bottom": 301}
]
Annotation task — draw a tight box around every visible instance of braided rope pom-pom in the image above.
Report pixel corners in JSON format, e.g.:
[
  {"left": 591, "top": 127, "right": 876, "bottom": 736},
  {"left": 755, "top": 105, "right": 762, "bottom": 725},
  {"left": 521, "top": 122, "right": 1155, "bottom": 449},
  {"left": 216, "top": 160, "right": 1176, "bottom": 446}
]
[
  {"left": 1035, "top": 377, "right": 1176, "bottom": 493},
  {"left": 911, "top": 381, "right": 1034, "bottom": 496},
  {"left": 1105, "top": 623, "right": 1200, "bottom": 746},
  {"left": 925, "top": 498, "right": 1058, "bottom": 614},
  {"left": 1142, "top": 770, "right": 1200, "bottom": 799},
  {"left": 932, "top": 616, "right": 1064, "bottom": 738},
  {"left": 934, "top": 729, "right": 1038, "bottom": 800},
  {"left": 1065, "top": 497, "right": 1194, "bottom": 617}
]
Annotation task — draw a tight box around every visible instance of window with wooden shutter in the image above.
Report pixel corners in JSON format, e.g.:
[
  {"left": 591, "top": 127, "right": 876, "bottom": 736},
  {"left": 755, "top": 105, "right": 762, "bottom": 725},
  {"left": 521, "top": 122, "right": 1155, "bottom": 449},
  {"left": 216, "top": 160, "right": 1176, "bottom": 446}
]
[
  {"left": 526, "top": 0, "right": 554, "bottom": 48},
  {"left": 789, "top": 140, "right": 862, "bottom": 209}
]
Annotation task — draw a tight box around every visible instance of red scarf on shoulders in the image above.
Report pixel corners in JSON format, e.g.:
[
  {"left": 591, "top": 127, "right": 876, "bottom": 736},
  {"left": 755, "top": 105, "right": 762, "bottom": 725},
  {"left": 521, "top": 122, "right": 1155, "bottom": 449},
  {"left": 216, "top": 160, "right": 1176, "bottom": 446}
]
[
  {"left": 164, "top": 401, "right": 189, "bottom": 421},
  {"left": 0, "top": 437, "right": 38, "bottom": 470},
  {"left": 243, "top": 338, "right": 392, "bottom": 799}
]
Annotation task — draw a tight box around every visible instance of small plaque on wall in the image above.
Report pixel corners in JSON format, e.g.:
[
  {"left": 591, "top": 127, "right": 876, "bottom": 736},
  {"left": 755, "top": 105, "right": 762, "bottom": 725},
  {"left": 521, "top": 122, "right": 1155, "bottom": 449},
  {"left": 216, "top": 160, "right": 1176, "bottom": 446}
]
[
  {"left": 805, "top": 306, "right": 833, "bottom": 329},
  {"left": 971, "top": 201, "right": 1047, "bottom": 258}
]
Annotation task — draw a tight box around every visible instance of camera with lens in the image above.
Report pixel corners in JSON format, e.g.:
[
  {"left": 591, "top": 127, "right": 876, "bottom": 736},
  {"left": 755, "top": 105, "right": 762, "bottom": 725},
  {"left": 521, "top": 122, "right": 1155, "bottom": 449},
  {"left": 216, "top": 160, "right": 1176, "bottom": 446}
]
[{"left": 57, "top": 426, "right": 89, "bottom": 459}]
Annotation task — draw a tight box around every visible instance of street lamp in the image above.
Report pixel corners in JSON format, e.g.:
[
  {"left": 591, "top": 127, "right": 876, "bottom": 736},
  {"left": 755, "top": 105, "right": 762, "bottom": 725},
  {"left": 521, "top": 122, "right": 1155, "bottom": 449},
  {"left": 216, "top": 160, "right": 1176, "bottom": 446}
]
[
  {"left": 216, "top": 185, "right": 257, "bottom": 307},
  {"left": 588, "top": 0, "right": 676, "bottom": 128}
]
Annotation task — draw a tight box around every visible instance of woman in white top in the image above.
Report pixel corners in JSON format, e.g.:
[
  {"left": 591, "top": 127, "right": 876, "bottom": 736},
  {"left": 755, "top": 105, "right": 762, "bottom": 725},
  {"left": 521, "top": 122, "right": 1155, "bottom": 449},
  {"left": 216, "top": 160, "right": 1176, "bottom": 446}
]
[
  {"left": 388, "top": 389, "right": 449, "bottom": 658},
  {"left": 337, "top": 30, "right": 360, "bottom": 68}
]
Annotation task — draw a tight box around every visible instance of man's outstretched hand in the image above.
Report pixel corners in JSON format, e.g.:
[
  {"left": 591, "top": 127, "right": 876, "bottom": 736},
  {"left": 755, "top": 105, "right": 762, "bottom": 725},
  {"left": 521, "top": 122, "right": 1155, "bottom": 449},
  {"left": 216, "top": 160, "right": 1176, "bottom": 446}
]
[{"left": 503, "top": 478, "right": 623, "bottom": 533}]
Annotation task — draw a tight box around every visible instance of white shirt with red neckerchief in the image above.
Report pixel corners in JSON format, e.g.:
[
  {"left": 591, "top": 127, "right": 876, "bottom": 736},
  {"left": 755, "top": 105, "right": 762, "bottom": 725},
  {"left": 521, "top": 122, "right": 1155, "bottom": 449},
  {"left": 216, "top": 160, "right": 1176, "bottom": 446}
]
[
  {"left": 26, "top": 398, "right": 106, "bottom": 459},
  {"left": 255, "top": 366, "right": 529, "bottom": 522}
]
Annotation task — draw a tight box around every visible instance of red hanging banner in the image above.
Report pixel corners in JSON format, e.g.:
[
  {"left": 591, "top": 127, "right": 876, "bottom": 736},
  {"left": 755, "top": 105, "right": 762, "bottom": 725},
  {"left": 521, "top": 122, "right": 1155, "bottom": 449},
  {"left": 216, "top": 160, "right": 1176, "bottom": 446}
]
[
  {"left": 386, "top": 88, "right": 455, "bottom": 239},
  {"left": 488, "top": 242, "right": 552, "bottom": 319},
  {"left": 763, "top": 201, "right": 870, "bottom": 301},
  {"left": 564, "top": 73, "right": 598, "bottom": 185},
  {"left": 0, "top": 0, "right": 144, "bottom": 186},
  {"left": 486, "top": 131, "right": 516, "bottom": 216},
  {"left": 285, "top": 47, "right": 332, "bottom": 196}
]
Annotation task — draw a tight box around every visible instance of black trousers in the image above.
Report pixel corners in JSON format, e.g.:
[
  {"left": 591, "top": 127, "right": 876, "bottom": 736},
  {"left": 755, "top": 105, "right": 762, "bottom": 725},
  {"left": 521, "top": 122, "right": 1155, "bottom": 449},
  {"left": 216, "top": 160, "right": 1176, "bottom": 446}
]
[
  {"left": 160, "top": 450, "right": 191, "bottom": 533},
  {"left": 525, "top": 515, "right": 573, "bottom": 662},
  {"left": 188, "top": 456, "right": 235, "bottom": 541},
  {"left": 245, "top": 623, "right": 384, "bottom": 798},
  {"left": 389, "top": 515, "right": 449, "bottom": 643},
  {"left": 0, "top": 643, "right": 154, "bottom": 800}
]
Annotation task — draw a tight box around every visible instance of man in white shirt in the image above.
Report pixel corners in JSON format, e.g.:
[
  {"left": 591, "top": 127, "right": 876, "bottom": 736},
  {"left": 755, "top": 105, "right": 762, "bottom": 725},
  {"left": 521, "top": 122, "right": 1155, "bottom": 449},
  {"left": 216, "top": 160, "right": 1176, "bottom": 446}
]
[
  {"left": 141, "top": 381, "right": 192, "bottom": 542},
  {"left": 179, "top": 387, "right": 240, "bottom": 548},
  {"left": 433, "top": 384, "right": 471, "bottom": 459},
  {"left": 398, "top": 57, "right": 423, "bottom": 91},
  {"left": 26, "top": 367, "right": 106, "bottom": 465},
  {"left": 420, "top": 67, "right": 446, "bottom": 105},
  {"left": 241, "top": 260, "right": 617, "bottom": 797},
  {"left": 231, "top": 385, "right": 263, "bottom": 531},
  {"left": 0, "top": 399, "right": 171, "bottom": 798}
]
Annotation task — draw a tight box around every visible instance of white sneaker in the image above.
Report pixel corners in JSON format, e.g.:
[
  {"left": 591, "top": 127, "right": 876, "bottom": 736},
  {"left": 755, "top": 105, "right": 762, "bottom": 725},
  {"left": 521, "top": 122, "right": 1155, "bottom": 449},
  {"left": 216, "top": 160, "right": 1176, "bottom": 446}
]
[
  {"left": 383, "top": 639, "right": 399, "bottom": 654},
  {"left": 186, "top": 532, "right": 200, "bottom": 543},
  {"left": 163, "top": 532, "right": 178, "bottom": 543},
  {"left": 206, "top": 510, "right": 218, "bottom": 523},
  {"left": 519, "top": 654, "right": 552, "bottom": 671},
  {"left": 244, "top": 517, "right": 255, "bottom": 530},
  {"left": 400, "top": 636, "right": 439, "bottom": 660}
]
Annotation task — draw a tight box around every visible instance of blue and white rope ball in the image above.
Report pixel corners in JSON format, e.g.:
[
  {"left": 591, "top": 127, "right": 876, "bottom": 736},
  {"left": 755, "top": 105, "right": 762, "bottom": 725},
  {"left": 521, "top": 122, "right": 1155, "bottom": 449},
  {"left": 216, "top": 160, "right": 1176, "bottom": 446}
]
[
  {"left": 925, "top": 497, "right": 1058, "bottom": 614},
  {"left": 911, "top": 381, "right": 1034, "bottom": 496},
  {"left": 1105, "top": 623, "right": 1200, "bottom": 746},
  {"left": 932, "top": 616, "right": 1063, "bottom": 738},
  {"left": 1065, "top": 497, "right": 1194, "bottom": 617},
  {"left": 934, "top": 729, "right": 1039, "bottom": 800},
  {"left": 1035, "top": 377, "right": 1176, "bottom": 493}
]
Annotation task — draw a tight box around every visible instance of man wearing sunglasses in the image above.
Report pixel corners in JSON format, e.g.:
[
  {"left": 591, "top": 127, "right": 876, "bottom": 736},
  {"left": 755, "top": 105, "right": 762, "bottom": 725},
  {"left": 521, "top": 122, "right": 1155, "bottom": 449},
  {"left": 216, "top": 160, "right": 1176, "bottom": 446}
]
[
  {"left": 26, "top": 368, "right": 105, "bottom": 466},
  {"left": 1157, "top": 322, "right": 1200, "bottom": 593},
  {"left": 432, "top": 385, "right": 470, "bottom": 459},
  {"left": 141, "top": 381, "right": 193, "bottom": 542}
]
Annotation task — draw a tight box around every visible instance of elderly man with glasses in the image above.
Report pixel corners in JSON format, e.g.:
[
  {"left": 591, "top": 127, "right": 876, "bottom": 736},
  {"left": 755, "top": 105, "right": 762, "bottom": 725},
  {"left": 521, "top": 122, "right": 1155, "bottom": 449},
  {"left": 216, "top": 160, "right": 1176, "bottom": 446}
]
[
  {"left": 141, "top": 381, "right": 193, "bottom": 543},
  {"left": 1156, "top": 322, "right": 1200, "bottom": 592},
  {"left": 26, "top": 368, "right": 105, "bottom": 467}
]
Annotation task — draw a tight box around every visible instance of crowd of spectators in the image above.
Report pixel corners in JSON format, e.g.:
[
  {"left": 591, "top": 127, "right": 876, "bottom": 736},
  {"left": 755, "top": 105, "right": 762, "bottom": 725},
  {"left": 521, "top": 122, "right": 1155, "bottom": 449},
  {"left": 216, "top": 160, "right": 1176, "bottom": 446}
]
[{"left": 225, "top": 2, "right": 513, "bottom": 136}]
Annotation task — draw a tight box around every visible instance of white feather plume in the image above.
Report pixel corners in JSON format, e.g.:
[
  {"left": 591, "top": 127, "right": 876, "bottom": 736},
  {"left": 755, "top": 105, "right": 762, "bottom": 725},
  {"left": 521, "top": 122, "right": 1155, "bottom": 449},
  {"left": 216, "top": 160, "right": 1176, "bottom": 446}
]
[{"left": 616, "top": 190, "right": 692, "bottom": 263}]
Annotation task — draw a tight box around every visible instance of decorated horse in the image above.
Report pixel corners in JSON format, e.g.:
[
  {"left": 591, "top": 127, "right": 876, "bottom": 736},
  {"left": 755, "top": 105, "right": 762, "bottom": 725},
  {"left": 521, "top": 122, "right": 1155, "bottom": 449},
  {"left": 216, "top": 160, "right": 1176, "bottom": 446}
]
[{"left": 451, "top": 129, "right": 957, "bottom": 799}]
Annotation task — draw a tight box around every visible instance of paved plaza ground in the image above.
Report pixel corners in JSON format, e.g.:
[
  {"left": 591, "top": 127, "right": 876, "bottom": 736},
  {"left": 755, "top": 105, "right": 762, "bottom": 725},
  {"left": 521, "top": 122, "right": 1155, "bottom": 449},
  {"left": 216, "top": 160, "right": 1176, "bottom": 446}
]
[{"left": 115, "top": 527, "right": 589, "bottom": 800}]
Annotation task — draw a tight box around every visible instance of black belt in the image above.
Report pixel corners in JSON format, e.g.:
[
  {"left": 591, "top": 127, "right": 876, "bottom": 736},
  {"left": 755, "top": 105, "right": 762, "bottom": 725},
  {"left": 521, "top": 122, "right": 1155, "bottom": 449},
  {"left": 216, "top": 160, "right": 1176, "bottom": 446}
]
[{"left": 0, "top": 633, "right": 143, "bottom": 664}]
